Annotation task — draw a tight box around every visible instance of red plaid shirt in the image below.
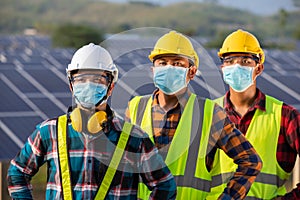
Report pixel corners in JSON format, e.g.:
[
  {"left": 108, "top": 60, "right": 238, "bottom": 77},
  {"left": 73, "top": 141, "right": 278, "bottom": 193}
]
[{"left": 223, "top": 89, "right": 300, "bottom": 199}]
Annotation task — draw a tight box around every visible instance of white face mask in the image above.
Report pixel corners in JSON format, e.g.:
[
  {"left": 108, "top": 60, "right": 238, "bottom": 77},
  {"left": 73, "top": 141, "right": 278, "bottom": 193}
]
[
  {"left": 153, "top": 65, "right": 189, "bottom": 95},
  {"left": 222, "top": 64, "right": 256, "bottom": 92}
]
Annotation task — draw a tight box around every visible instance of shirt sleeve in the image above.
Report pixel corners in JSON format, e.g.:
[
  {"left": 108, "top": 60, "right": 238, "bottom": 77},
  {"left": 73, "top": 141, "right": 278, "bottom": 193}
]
[
  {"left": 135, "top": 127, "right": 176, "bottom": 200},
  {"left": 7, "top": 123, "right": 46, "bottom": 199},
  {"left": 210, "top": 104, "right": 262, "bottom": 199},
  {"left": 281, "top": 104, "right": 300, "bottom": 199}
]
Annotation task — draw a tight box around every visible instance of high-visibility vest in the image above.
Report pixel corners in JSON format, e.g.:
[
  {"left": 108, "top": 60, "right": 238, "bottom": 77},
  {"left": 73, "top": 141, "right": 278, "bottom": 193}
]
[
  {"left": 208, "top": 95, "right": 291, "bottom": 199},
  {"left": 57, "top": 115, "right": 132, "bottom": 200},
  {"left": 128, "top": 93, "right": 215, "bottom": 199}
]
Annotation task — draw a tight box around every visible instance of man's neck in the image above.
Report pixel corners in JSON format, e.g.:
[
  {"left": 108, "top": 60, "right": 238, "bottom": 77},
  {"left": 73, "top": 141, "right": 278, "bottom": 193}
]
[
  {"left": 229, "top": 86, "right": 257, "bottom": 117},
  {"left": 79, "top": 103, "right": 107, "bottom": 115},
  {"left": 157, "top": 91, "right": 178, "bottom": 112}
]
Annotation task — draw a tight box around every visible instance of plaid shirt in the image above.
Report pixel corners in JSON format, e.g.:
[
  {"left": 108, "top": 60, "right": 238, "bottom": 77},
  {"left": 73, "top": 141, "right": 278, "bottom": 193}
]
[
  {"left": 223, "top": 89, "right": 300, "bottom": 199},
  {"left": 151, "top": 89, "right": 189, "bottom": 153},
  {"left": 7, "top": 105, "right": 176, "bottom": 200},
  {"left": 125, "top": 89, "right": 262, "bottom": 199}
]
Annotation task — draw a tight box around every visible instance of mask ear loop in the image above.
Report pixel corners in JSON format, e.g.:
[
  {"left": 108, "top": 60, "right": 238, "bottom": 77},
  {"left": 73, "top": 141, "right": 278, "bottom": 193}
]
[
  {"left": 240, "top": 66, "right": 258, "bottom": 93},
  {"left": 239, "top": 65, "right": 258, "bottom": 92},
  {"left": 88, "top": 77, "right": 113, "bottom": 134},
  {"left": 185, "top": 67, "right": 190, "bottom": 86},
  {"left": 95, "top": 75, "right": 113, "bottom": 107}
]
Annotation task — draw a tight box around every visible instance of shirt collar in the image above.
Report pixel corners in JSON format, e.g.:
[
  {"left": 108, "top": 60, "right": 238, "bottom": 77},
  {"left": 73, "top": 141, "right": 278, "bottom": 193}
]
[{"left": 224, "top": 88, "right": 266, "bottom": 112}]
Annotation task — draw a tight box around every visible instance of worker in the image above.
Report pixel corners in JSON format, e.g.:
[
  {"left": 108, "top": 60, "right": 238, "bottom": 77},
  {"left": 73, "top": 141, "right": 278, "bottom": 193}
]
[
  {"left": 209, "top": 29, "right": 300, "bottom": 199},
  {"left": 7, "top": 43, "right": 176, "bottom": 200},
  {"left": 125, "top": 30, "right": 262, "bottom": 199}
]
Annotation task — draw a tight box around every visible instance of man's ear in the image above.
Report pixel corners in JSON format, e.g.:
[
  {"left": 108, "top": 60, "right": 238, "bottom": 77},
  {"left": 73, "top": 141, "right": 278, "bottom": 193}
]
[
  {"left": 188, "top": 65, "right": 197, "bottom": 80},
  {"left": 255, "top": 63, "right": 264, "bottom": 76}
]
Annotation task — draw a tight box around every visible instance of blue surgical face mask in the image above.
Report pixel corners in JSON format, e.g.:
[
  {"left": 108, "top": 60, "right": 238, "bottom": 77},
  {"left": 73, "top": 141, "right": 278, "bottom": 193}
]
[
  {"left": 222, "top": 64, "right": 255, "bottom": 92},
  {"left": 153, "top": 65, "right": 189, "bottom": 95},
  {"left": 73, "top": 82, "right": 108, "bottom": 108}
]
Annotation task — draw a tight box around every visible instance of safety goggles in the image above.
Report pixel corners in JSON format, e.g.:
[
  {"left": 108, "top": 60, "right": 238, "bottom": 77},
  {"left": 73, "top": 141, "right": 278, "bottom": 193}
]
[
  {"left": 221, "top": 55, "right": 259, "bottom": 66},
  {"left": 71, "top": 74, "right": 110, "bottom": 85}
]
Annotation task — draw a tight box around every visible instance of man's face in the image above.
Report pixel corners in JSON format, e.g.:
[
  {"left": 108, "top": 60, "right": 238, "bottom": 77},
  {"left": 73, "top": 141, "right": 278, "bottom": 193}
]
[
  {"left": 220, "top": 53, "right": 264, "bottom": 93},
  {"left": 70, "top": 69, "right": 115, "bottom": 109},
  {"left": 151, "top": 55, "right": 198, "bottom": 96}
]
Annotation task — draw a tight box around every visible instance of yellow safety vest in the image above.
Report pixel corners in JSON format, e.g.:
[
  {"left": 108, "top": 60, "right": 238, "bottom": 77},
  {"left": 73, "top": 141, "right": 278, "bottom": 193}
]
[
  {"left": 57, "top": 115, "right": 132, "bottom": 200},
  {"left": 208, "top": 95, "right": 291, "bottom": 199},
  {"left": 128, "top": 94, "right": 215, "bottom": 199}
]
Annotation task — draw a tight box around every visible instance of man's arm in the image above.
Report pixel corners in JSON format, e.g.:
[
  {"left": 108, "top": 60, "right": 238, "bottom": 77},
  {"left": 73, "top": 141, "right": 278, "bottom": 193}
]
[
  {"left": 210, "top": 105, "right": 262, "bottom": 199},
  {"left": 280, "top": 104, "right": 300, "bottom": 199},
  {"left": 137, "top": 129, "right": 176, "bottom": 200},
  {"left": 7, "top": 127, "right": 45, "bottom": 199}
]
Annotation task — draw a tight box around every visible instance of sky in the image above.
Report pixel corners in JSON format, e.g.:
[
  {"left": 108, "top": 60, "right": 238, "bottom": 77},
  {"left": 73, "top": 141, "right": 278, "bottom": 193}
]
[{"left": 105, "top": 0, "right": 298, "bottom": 16}]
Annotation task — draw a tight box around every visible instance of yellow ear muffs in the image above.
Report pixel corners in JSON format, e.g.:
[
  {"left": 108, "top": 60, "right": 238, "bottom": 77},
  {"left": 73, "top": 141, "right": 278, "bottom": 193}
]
[
  {"left": 70, "top": 108, "right": 108, "bottom": 134},
  {"left": 70, "top": 107, "right": 82, "bottom": 132},
  {"left": 87, "top": 111, "right": 107, "bottom": 134}
]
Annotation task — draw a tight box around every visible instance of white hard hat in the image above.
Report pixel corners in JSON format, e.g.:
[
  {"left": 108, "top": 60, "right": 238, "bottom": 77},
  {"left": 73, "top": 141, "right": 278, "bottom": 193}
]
[{"left": 67, "top": 43, "right": 118, "bottom": 82}]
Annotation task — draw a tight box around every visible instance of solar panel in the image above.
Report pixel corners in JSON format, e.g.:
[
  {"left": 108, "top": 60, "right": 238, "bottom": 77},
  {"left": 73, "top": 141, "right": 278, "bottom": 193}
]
[{"left": 0, "top": 34, "right": 300, "bottom": 162}]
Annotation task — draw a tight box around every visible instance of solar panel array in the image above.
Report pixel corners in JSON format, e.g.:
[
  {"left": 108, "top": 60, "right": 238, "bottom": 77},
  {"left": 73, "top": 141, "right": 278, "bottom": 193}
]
[{"left": 1, "top": 33, "right": 300, "bottom": 161}]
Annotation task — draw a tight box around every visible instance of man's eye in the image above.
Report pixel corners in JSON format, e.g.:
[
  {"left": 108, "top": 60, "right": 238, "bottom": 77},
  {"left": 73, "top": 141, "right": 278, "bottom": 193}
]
[
  {"left": 92, "top": 78, "right": 100, "bottom": 82},
  {"left": 74, "top": 77, "right": 83, "bottom": 82},
  {"left": 174, "top": 62, "right": 181, "bottom": 66},
  {"left": 243, "top": 59, "right": 252, "bottom": 64},
  {"left": 224, "top": 59, "right": 233, "bottom": 63}
]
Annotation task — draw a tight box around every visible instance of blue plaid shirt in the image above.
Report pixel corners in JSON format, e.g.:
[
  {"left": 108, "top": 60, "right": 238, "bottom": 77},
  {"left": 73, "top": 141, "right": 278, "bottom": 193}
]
[{"left": 7, "top": 107, "right": 176, "bottom": 200}]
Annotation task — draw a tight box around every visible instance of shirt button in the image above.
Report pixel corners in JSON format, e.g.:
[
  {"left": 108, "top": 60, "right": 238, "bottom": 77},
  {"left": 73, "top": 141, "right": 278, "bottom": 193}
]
[
  {"left": 88, "top": 159, "right": 91, "bottom": 163},
  {"left": 87, "top": 182, "right": 90, "bottom": 185}
]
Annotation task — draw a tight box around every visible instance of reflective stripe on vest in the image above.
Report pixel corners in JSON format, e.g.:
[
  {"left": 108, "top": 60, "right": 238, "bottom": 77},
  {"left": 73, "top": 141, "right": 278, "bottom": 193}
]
[
  {"left": 209, "top": 95, "right": 290, "bottom": 199},
  {"left": 129, "top": 94, "right": 215, "bottom": 199},
  {"left": 57, "top": 115, "right": 73, "bottom": 200},
  {"left": 57, "top": 115, "right": 132, "bottom": 200}
]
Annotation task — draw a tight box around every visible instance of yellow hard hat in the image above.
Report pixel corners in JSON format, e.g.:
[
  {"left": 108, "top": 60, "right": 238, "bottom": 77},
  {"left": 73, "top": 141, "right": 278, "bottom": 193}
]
[
  {"left": 149, "top": 31, "right": 199, "bottom": 68},
  {"left": 218, "top": 29, "right": 265, "bottom": 64}
]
